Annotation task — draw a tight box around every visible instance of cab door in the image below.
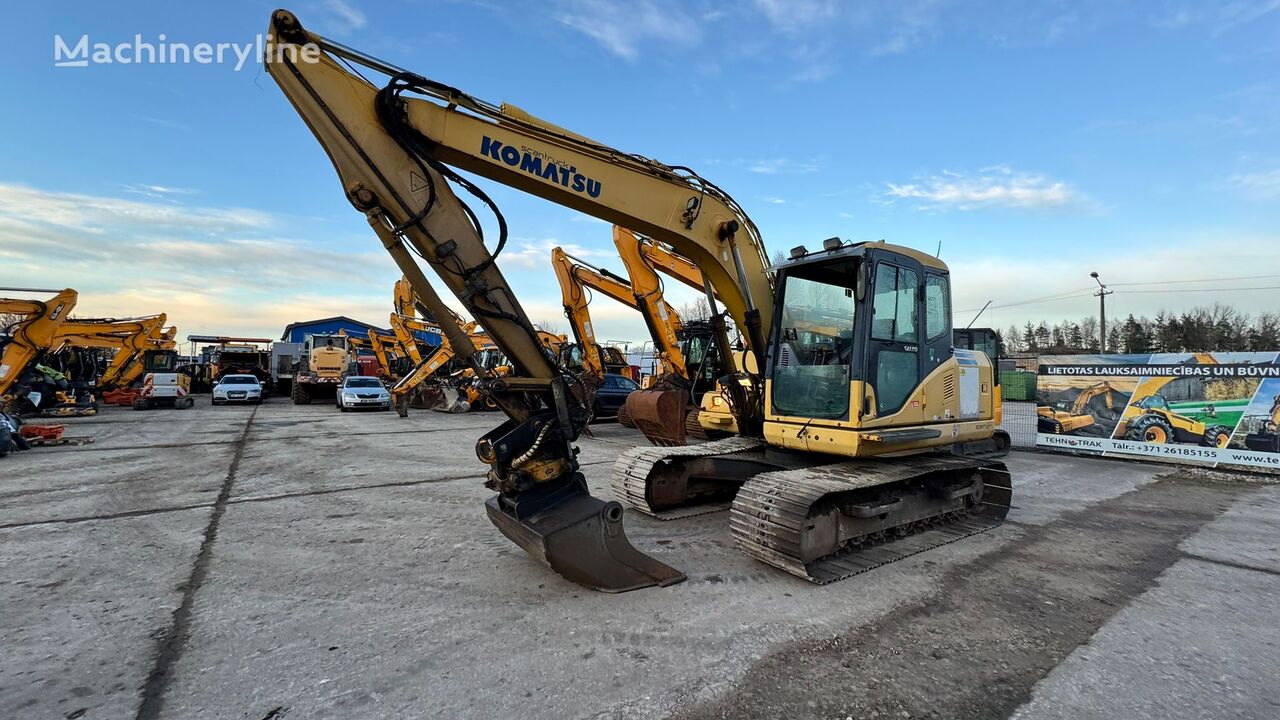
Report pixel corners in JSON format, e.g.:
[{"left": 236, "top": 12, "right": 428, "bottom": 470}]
[{"left": 865, "top": 261, "right": 924, "bottom": 422}]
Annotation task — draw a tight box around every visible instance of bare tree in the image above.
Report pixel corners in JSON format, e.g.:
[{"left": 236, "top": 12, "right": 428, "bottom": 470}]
[{"left": 677, "top": 297, "right": 711, "bottom": 322}]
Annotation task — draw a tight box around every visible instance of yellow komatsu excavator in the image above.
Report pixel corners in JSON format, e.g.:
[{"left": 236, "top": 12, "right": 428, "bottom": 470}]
[
  {"left": 1, "top": 288, "right": 78, "bottom": 400},
  {"left": 265, "top": 12, "right": 1011, "bottom": 591}
]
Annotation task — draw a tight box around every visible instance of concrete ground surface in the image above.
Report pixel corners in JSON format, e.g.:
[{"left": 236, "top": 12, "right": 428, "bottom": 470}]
[{"left": 2, "top": 397, "right": 1277, "bottom": 720}]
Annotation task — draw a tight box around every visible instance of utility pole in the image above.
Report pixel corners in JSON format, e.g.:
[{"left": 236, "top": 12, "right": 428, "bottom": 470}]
[{"left": 1091, "top": 271, "right": 1113, "bottom": 353}]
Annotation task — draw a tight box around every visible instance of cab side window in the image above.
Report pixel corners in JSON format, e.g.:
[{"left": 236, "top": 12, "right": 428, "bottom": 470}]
[
  {"left": 871, "top": 264, "right": 918, "bottom": 343},
  {"left": 925, "top": 274, "right": 949, "bottom": 340}
]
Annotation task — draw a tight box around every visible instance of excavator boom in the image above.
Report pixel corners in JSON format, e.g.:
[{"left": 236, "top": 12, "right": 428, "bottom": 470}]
[
  {"left": 0, "top": 289, "right": 78, "bottom": 397},
  {"left": 266, "top": 12, "right": 686, "bottom": 591}
]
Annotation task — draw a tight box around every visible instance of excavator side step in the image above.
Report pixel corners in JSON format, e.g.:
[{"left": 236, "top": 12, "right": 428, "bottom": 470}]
[{"left": 730, "top": 455, "right": 1012, "bottom": 584}]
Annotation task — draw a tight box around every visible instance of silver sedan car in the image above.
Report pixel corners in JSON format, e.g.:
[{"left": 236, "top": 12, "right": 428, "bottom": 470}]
[
  {"left": 337, "top": 376, "right": 392, "bottom": 411},
  {"left": 212, "top": 374, "right": 264, "bottom": 405}
]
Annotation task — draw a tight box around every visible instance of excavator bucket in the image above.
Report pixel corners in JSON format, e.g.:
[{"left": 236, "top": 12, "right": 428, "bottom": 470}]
[
  {"left": 485, "top": 476, "right": 686, "bottom": 593},
  {"left": 434, "top": 385, "right": 471, "bottom": 413},
  {"left": 625, "top": 389, "right": 690, "bottom": 447}
]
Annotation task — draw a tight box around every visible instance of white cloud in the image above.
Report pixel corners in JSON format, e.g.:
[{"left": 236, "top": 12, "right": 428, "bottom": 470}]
[
  {"left": 1231, "top": 169, "right": 1280, "bottom": 198},
  {"left": 866, "top": 0, "right": 945, "bottom": 56},
  {"left": 1155, "top": 0, "right": 1280, "bottom": 35},
  {"left": 745, "top": 157, "right": 822, "bottom": 175},
  {"left": 0, "top": 183, "right": 394, "bottom": 338},
  {"left": 498, "top": 237, "right": 615, "bottom": 270},
  {"left": 881, "top": 166, "right": 1081, "bottom": 211},
  {"left": 754, "top": 0, "right": 837, "bottom": 32},
  {"left": 321, "top": 0, "right": 367, "bottom": 31},
  {"left": 123, "top": 184, "right": 198, "bottom": 201},
  {"left": 758, "top": 196, "right": 786, "bottom": 205},
  {"left": 0, "top": 183, "right": 270, "bottom": 234},
  {"left": 555, "top": 0, "right": 699, "bottom": 60}
]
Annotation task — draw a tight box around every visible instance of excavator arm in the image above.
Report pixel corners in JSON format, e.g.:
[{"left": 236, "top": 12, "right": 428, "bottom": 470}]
[
  {"left": 264, "top": 10, "right": 783, "bottom": 590},
  {"left": 0, "top": 289, "right": 78, "bottom": 397},
  {"left": 610, "top": 228, "right": 689, "bottom": 379},
  {"left": 387, "top": 312, "right": 477, "bottom": 414},
  {"left": 58, "top": 314, "right": 168, "bottom": 389},
  {"left": 552, "top": 243, "right": 684, "bottom": 380}
]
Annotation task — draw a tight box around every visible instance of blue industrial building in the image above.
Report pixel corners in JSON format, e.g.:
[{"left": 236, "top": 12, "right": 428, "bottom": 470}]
[{"left": 279, "top": 316, "right": 442, "bottom": 347}]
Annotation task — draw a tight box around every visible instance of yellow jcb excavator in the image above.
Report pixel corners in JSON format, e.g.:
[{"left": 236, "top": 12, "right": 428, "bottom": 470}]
[
  {"left": 610, "top": 226, "right": 737, "bottom": 444},
  {"left": 388, "top": 311, "right": 479, "bottom": 414},
  {"left": 1, "top": 288, "right": 78, "bottom": 403},
  {"left": 265, "top": 12, "right": 1011, "bottom": 591},
  {"left": 549, "top": 245, "right": 652, "bottom": 402},
  {"left": 56, "top": 314, "right": 170, "bottom": 390}
]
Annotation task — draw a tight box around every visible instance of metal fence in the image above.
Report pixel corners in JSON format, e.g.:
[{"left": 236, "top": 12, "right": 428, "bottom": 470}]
[{"left": 1000, "top": 401, "right": 1039, "bottom": 448}]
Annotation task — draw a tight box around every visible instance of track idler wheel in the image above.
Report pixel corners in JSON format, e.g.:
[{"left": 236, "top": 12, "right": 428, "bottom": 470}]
[
  {"left": 485, "top": 474, "right": 685, "bottom": 593},
  {"left": 626, "top": 389, "right": 691, "bottom": 447}
]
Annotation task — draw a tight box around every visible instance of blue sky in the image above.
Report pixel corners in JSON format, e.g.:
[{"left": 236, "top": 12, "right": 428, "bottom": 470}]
[{"left": 1, "top": 0, "right": 1277, "bottom": 346}]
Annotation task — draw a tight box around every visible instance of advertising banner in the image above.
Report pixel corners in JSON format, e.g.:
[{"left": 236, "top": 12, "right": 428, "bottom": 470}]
[{"left": 1035, "top": 352, "right": 1280, "bottom": 471}]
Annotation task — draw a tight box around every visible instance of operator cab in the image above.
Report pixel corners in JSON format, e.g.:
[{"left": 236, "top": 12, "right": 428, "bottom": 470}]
[
  {"left": 766, "top": 240, "right": 952, "bottom": 422},
  {"left": 142, "top": 349, "right": 178, "bottom": 372}
]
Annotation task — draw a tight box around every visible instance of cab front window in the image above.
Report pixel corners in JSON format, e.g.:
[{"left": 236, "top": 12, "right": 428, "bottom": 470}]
[{"left": 771, "top": 262, "right": 858, "bottom": 419}]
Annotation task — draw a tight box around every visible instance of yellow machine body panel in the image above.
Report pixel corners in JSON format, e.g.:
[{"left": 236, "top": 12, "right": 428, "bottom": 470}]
[
  {"left": 762, "top": 352, "right": 999, "bottom": 459},
  {"left": 310, "top": 346, "right": 348, "bottom": 377}
]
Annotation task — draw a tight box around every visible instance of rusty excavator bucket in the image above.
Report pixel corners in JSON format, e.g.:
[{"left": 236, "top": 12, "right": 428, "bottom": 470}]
[
  {"left": 433, "top": 385, "right": 472, "bottom": 413},
  {"left": 625, "top": 388, "right": 691, "bottom": 447},
  {"left": 485, "top": 473, "right": 686, "bottom": 592}
]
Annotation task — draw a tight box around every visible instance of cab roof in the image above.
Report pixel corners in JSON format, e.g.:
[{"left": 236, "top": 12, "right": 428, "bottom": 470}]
[{"left": 771, "top": 239, "right": 948, "bottom": 273}]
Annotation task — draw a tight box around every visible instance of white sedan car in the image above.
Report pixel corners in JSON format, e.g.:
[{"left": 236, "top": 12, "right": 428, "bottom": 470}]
[
  {"left": 337, "top": 376, "right": 392, "bottom": 411},
  {"left": 212, "top": 374, "right": 264, "bottom": 405}
]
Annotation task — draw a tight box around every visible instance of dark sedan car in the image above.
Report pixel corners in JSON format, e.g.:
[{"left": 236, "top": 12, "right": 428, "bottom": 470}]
[{"left": 593, "top": 372, "right": 639, "bottom": 420}]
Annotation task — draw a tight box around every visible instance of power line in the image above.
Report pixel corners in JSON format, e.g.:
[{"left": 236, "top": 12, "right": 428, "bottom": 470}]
[
  {"left": 1110, "top": 273, "right": 1280, "bottom": 287},
  {"left": 1115, "top": 285, "right": 1280, "bottom": 294}
]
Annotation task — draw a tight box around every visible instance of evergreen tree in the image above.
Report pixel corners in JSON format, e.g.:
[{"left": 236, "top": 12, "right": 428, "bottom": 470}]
[
  {"left": 1120, "top": 314, "right": 1152, "bottom": 353},
  {"left": 1106, "top": 324, "right": 1122, "bottom": 353},
  {"left": 1022, "top": 321, "right": 1038, "bottom": 351},
  {"left": 1034, "top": 322, "right": 1052, "bottom": 350}
]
